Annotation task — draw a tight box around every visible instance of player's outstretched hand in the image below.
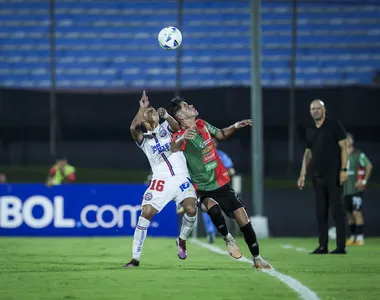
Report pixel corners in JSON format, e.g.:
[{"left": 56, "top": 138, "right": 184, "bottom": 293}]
[
  {"left": 235, "top": 119, "right": 253, "bottom": 128},
  {"left": 157, "top": 107, "right": 169, "bottom": 119},
  {"left": 184, "top": 126, "right": 197, "bottom": 140},
  {"left": 139, "top": 90, "right": 149, "bottom": 108}
]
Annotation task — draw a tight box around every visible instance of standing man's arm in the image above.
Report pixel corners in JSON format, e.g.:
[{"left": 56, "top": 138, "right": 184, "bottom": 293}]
[
  {"left": 297, "top": 148, "right": 312, "bottom": 190},
  {"left": 333, "top": 120, "right": 348, "bottom": 185},
  {"left": 338, "top": 139, "right": 348, "bottom": 185}
]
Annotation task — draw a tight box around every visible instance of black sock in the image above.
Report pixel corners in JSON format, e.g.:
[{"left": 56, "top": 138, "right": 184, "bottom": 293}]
[
  {"left": 207, "top": 205, "right": 229, "bottom": 237},
  {"left": 356, "top": 224, "right": 364, "bottom": 235},
  {"left": 350, "top": 224, "right": 356, "bottom": 236},
  {"left": 240, "top": 222, "right": 260, "bottom": 257}
]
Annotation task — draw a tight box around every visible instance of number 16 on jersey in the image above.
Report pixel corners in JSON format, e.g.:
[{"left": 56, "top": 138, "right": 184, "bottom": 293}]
[{"left": 150, "top": 180, "right": 165, "bottom": 192}]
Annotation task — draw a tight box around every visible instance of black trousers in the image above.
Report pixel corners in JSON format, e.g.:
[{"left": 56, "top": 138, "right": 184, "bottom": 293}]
[{"left": 312, "top": 176, "right": 346, "bottom": 249}]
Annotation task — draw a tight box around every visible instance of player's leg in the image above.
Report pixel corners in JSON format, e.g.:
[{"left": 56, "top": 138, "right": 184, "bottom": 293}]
[
  {"left": 202, "top": 212, "right": 216, "bottom": 243},
  {"left": 328, "top": 180, "right": 346, "bottom": 253},
  {"left": 200, "top": 196, "right": 242, "bottom": 259},
  {"left": 345, "top": 196, "right": 356, "bottom": 245},
  {"left": 222, "top": 191, "right": 272, "bottom": 269},
  {"left": 176, "top": 197, "right": 197, "bottom": 259},
  {"left": 312, "top": 178, "right": 329, "bottom": 253},
  {"left": 124, "top": 204, "right": 158, "bottom": 267},
  {"left": 352, "top": 194, "right": 364, "bottom": 245}
]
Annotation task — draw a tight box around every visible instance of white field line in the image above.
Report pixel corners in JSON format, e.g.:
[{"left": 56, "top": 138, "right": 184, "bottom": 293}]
[
  {"left": 281, "top": 244, "right": 309, "bottom": 253},
  {"left": 191, "top": 239, "right": 319, "bottom": 300}
]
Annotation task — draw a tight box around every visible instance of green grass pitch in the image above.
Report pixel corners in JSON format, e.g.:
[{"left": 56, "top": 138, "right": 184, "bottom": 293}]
[{"left": 1, "top": 237, "right": 380, "bottom": 300}]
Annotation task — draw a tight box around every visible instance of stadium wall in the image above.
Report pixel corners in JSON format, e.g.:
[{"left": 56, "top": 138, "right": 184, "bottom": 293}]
[{"left": 1, "top": 87, "right": 380, "bottom": 175}]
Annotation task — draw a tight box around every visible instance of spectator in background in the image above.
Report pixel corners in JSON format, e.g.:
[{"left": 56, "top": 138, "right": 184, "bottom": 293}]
[
  {"left": 0, "top": 172, "right": 7, "bottom": 184},
  {"left": 46, "top": 156, "right": 76, "bottom": 187},
  {"left": 202, "top": 138, "right": 236, "bottom": 243}
]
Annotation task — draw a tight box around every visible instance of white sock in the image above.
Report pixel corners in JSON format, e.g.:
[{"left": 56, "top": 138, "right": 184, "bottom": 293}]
[
  {"left": 356, "top": 234, "right": 364, "bottom": 241},
  {"left": 350, "top": 235, "right": 356, "bottom": 241},
  {"left": 223, "top": 233, "right": 233, "bottom": 241},
  {"left": 132, "top": 216, "right": 150, "bottom": 261},
  {"left": 179, "top": 213, "right": 196, "bottom": 240}
]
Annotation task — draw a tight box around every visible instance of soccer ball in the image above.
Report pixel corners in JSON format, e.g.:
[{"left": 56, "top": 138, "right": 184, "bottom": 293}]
[{"left": 158, "top": 26, "right": 182, "bottom": 50}]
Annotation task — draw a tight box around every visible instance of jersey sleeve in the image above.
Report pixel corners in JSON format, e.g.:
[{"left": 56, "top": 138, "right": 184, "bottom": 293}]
[
  {"left": 204, "top": 121, "right": 219, "bottom": 138},
  {"left": 359, "top": 152, "right": 371, "bottom": 167},
  {"left": 172, "top": 131, "right": 186, "bottom": 151},
  {"left": 332, "top": 119, "right": 347, "bottom": 142}
]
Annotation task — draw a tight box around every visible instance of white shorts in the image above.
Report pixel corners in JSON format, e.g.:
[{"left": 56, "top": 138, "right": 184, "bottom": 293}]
[{"left": 141, "top": 174, "right": 196, "bottom": 212}]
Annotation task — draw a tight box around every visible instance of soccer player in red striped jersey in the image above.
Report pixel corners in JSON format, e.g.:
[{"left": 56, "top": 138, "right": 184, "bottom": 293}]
[
  {"left": 168, "top": 97, "right": 272, "bottom": 269},
  {"left": 124, "top": 91, "right": 198, "bottom": 268}
]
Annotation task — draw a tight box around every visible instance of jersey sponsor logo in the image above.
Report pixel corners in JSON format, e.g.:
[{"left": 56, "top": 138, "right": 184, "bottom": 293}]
[
  {"left": 202, "top": 144, "right": 213, "bottom": 154},
  {"left": 203, "top": 152, "right": 216, "bottom": 163},
  {"left": 152, "top": 142, "right": 170, "bottom": 154},
  {"left": 179, "top": 181, "right": 191, "bottom": 192},
  {"left": 205, "top": 161, "right": 218, "bottom": 171},
  {"left": 199, "top": 138, "right": 212, "bottom": 149}
]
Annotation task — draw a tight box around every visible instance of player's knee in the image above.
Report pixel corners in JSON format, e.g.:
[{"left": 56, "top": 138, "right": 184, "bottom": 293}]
[
  {"left": 207, "top": 203, "right": 222, "bottom": 219},
  {"left": 141, "top": 204, "right": 157, "bottom": 221},
  {"left": 203, "top": 197, "right": 218, "bottom": 211},
  {"left": 183, "top": 200, "right": 197, "bottom": 217},
  {"left": 352, "top": 210, "right": 363, "bottom": 221}
]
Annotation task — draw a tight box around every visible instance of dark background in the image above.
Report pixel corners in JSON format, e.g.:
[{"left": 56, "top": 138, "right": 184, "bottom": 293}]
[{"left": 1, "top": 86, "right": 380, "bottom": 174}]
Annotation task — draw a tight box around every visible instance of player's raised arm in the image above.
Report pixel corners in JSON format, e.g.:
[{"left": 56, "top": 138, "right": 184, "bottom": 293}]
[
  {"left": 157, "top": 107, "right": 180, "bottom": 132},
  {"left": 215, "top": 119, "right": 253, "bottom": 140},
  {"left": 130, "top": 91, "right": 149, "bottom": 145}
]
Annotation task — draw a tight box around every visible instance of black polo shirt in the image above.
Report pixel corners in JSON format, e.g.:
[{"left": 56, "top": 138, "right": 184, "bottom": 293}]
[{"left": 306, "top": 117, "right": 346, "bottom": 177}]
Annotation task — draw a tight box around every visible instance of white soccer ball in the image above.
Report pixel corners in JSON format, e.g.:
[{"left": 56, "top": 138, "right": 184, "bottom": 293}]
[{"left": 158, "top": 26, "right": 182, "bottom": 50}]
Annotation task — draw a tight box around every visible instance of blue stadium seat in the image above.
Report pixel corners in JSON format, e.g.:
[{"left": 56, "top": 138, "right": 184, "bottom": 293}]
[{"left": 0, "top": 0, "right": 379, "bottom": 88}]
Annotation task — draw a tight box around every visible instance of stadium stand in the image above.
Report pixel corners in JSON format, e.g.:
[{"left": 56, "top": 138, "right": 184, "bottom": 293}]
[{"left": 0, "top": 0, "right": 380, "bottom": 88}]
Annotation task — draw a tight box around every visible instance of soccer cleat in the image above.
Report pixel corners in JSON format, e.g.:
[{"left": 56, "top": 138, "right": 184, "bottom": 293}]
[
  {"left": 356, "top": 240, "right": 365, "bottom": 246},
  {"left": 253, "top": 256, "right": 273, "bottom": 269},
  {"left": 346, "top": 239, "right": 356, "bottom": 246},
  {"left": 123, "top": 258, "right": 140, "bottom": 268},
  {"left": 224, "top": 234, "right": 242, "bottom": 259},
  {"left": 176, "top": 237, "right": 187, "bottom": 260}
]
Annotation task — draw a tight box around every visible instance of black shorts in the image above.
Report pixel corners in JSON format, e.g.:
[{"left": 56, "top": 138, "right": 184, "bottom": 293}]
[
  {"left": 197, "top": 183, "right": 245, "bottom": 216},
  {"left": 344, "top": 192, "right": 363, "bottom": 212}
]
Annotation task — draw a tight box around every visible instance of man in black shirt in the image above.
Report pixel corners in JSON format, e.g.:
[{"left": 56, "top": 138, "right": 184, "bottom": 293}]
[{"left": 297, "top": 99, "right": 348, "bottom": 254}]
